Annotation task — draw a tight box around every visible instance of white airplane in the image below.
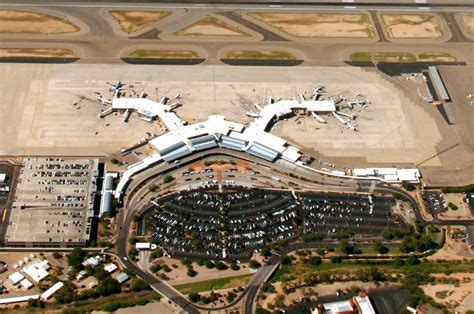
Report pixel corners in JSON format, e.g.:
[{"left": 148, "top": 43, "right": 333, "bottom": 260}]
[
  {"left": 347, "top": 99, "right": 368, "bottom": 109},
  {"left": 336, "top": 111, "right": 356, "bottom": 120},
  {"left": 311, "top": 112, "right": 327, "bottom": 124},
  {"left": 311, "top": 84, "right": 326, "bottom": 100},
  {"left": 346, "top": 122, "right": 358, "bottom": 131},
  {"left": 95, "top": 92, "right": 112, "bottom": 105},
  {"left": 332, "top": 112, "right": 348, "bottom": 124}
]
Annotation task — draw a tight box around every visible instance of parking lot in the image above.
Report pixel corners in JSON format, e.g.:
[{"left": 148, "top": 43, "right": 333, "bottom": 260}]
[
  {"left": 299, "top": 192, "right": 401, "bottom": 236},
  {"left": 422, "top": 191, "right": 447, "bottom": 215},
  {"left": 148, "top": 186, "right": 404, "bottom": 260},
  {"left": 5, "top": 158, "right": 98, "bottom": 246},
  {"left": 464, "top": 193, "right": 474, "bottom": 216},
  {"left": 149, "top": 186, "right": 299, "bottom": 261},
  {"left": 0, "top": 164, "right": 13, "bottom": 207}
]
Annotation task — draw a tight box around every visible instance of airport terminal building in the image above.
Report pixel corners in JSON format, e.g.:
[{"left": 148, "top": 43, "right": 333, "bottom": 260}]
[{"left": 102, "top": 95, "right": 420, "bottom": 198}]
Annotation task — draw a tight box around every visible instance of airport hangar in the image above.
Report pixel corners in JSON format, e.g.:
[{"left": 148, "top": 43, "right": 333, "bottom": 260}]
[{"left": 102, "top": 94, "right": 421, "bottom": 201}]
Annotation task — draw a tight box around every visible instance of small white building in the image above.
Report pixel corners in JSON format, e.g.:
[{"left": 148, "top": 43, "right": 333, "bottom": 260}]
[
  {"left": 82, "top": 255, "right": 103, "bottom": 268},
  {"left": 0, "top": 173, "right": 6, "bottom": 183},
  {"left": 135, "top": 242, "right": 151, "bottom": 250},
  {"left": 41, "top": 281, "right": 64, "bottom": 300},
  {"left": 23, "top": 260, "right": 50, "bottom": 283},
  {"left": 104, "top": 263, "right": 118, "bottom": 273},
  {"left": 8, "top": 272, "right": 24, "bottom": 285},
  {"left": 76, "top": 270, "right": 88, "bottom": 281},
  {"left": 0, "top": 295, "right": 39, "bottom": 305},
  {"left": 20, "top": 279, "right": 33, "bottom": 290}
]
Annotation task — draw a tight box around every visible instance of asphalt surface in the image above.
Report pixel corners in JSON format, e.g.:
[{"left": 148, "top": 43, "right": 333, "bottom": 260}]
[
  {"left": 0, "top": 1, "right": 473, "bottom": 65},
  {"left": 0, "top": 161, "right": 19, "bottom": 244},
  {"left": 114, "top": 147, "right": 433, "bottom": 313}
]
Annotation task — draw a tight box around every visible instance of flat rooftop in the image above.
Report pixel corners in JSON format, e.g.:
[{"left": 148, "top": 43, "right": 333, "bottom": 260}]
[
  {"left": 0, "top": 63, "right": 471, "bottom": 186},
  {"left": 5, "top": 158, "right": 98, "bottom": 245}
]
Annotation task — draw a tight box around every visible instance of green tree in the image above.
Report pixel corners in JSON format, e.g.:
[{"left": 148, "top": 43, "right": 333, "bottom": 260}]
[
  {"left": 187, "top": 266, "right": 197, "bottom": 277},
  {"left": 330, "top": 256, "right": 342, "bottom": 264},
  {"left": 406, "top": 256, "right": 420, "bottom": 265},
  {"left": 230, "top": 262, "right": 240, "bottom": 271},
  {"left": 215, "top": 261, "right": 227, "bottom": 270},
  {"left": 261, "top": 282, "right": 276, "bottom": 293},
  {"left": 93, "top": 264, "right": 108, "bottom": 281},
  {"left": 308, "top": 256, "right": 322, "bottom": 266},
  {"left": 54, "top": 281, "right": 76, "bottom": 304},
  {"left": 131, "top": 278, "right": 150, "bottom": 291},
  {"left": 66, "top": 248, "right": 85, "bottom": 272},
  {"left": 373, "top": 241, "right": 389, "bottom": 254},
  {"left": 382, "top": 229, "right": 395, "bottom": 240},
  {"left": 96, "top": 277, "right": 120, "bottom": 296},
  {"left": 338, "top": 239, "right": 354, "bottom": 254},
  {"left": 163, "top": 175, "right": 174, "bottom": 183},
  {"left": 402, "top": 182, "right": 416, "bottom": 191},
  {"left": 189, "top": 292, "right": 201, "bottom": 303},
  {"left": 149, "top": 184, "right": 158, "bottom": 192},
  {"left": 249, "top": 260, "right": 261, "bottom": 269},
  {"left": 261, "top": 247, "right": 272, "bottom": 257},
  {"left": 394, "top": 256, "right": 405, "bottom": 267},
  {"left": 280, "top": 255, "right": 292, "bottom": 266},
  {"left": 128, "top": 248, "right": 139, "bottom": 261}
]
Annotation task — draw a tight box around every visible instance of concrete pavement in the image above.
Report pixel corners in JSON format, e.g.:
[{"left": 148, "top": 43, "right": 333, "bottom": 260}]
[{"left": 1, "top": 2, "right": 473, "bottom": 65}]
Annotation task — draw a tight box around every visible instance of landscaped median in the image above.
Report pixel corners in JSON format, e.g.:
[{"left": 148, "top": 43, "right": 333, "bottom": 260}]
[
  {"left": 248, "top": 12, "right": 375, "bottom": 38},
  {"left": 380, "top": 13, "right": 446, "bottom": 39},
  {"left": 222, "top": 50, "right": 303, "bottom": 66},
  {"left": 174, "top": 273, "right": 253, "bottom": 295},
  {"left": 349, "top": 51, "right": 457, "bottom": 63},
  {"left": 0, "top": 10, "right": 80, "bottom": 34},
  {"left": 0, "top": 48, "right": 79, "bottom": 63},
  {"left": 123, "top": 49, "right": 204, "bottom": 65},
  {"left": 109, "top": 10, "right": 171, "bottom": 34}
]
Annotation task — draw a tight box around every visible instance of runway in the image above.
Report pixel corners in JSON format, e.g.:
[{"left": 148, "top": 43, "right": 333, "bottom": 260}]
[{"left": 0, "top": 2, "right": 473, "bottom": 64}]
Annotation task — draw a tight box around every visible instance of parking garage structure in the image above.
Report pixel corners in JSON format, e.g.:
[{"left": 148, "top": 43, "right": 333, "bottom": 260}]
[{"left": 5, "top": 158, "right": 99, "bottom": 247}]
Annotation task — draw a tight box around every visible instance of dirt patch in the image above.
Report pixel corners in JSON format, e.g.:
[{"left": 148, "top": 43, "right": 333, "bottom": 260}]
[
  {"left": 422, "top": 275, "right": 474, "bottom": 313},
  {"left": 174, "top": 16, "right": 250, "bottom": 37},
  {"left": 227, "top": 50, "right": 296, "bottom": 60},
  {"left": 128, "top": 50, "right": 199, "bottom": 59},
  {"left": 381, "top": 14, "right": 444, "bottom": 38},
  {"left": 258, "top": 281, "right": 379, "bottom": 310},
  {"left": 459, "top": 13, "right": 474, "bottom": 35},
  {"left": 0, "top": 10, "right": 80, "bottom": 34},
  {"left": 110, "top": 10, "right": 171, "bottom": 33},
  {"left": 427, "top": 227, "right": 474, "bottom": 261},
  {"left": 439, "top": 193, "right": 472, "bottom": 219},
  {"left": 249, "top": 12, "right": 374, "bottom": 38},
  {"left": 0, "top": 48, "right": 74, "bottom": 58}
]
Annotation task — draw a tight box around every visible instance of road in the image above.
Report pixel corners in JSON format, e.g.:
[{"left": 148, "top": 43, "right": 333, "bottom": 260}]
[
  {"left": 114, "top": 146, "right": 430, "bottom": 313},
  {"left": 0, "top": 160, "right": 20, "bottom": 244},
  {"left": 0, "top": 1, "right": 473, "bottom": 65}
]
